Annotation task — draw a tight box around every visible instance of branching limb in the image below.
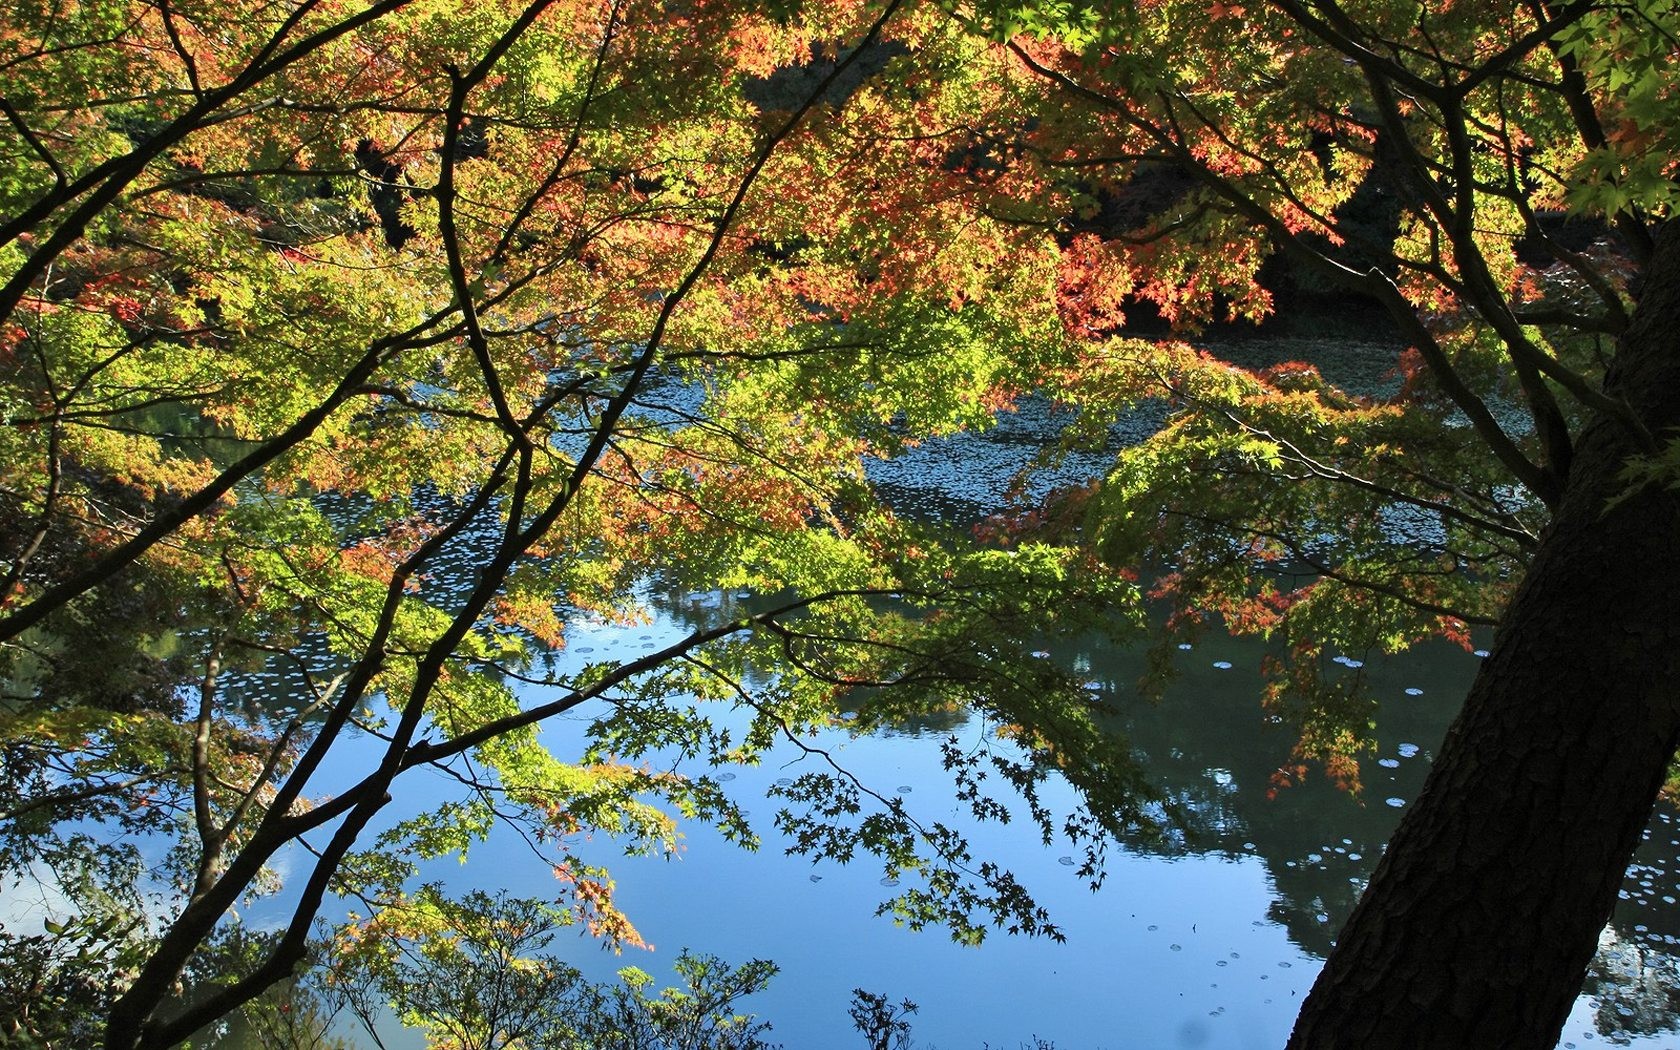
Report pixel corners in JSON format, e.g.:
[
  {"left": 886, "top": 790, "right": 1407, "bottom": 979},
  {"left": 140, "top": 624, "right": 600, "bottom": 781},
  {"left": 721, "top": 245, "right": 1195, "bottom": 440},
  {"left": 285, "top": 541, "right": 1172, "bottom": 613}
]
[
  {"left": 1168, "top": 509, "right": 1502, "bottom": 626},
  {"left": 109, "top": 6, "right": 914, "bottom": 1042},
  {"left": 1212, "top": 405, "right": 1539, "bottom": 549},
  {"left": 0, "top": 771, "right": 168, "bottom": 824},
  {"left": 0, "top": 97, "right": 67, "bottom": 191},
  {"left": 0, "top": 0, "right": 417, "bottom": 314}
]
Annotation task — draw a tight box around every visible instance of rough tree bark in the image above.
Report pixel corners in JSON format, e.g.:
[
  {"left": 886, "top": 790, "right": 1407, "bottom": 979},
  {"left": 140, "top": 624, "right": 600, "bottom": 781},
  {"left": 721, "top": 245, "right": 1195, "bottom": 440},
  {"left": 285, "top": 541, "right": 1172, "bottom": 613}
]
[{"left": 1288, "top": 220, "right": 1680, "bottom": 1048}]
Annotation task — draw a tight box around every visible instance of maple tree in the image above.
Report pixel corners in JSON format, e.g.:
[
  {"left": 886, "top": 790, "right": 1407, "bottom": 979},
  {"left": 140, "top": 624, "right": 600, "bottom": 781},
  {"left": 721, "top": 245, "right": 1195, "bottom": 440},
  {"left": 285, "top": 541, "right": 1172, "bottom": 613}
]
[
  {"left": 924, "top": 0, "right": 1680, "bottom": 1046},
  {"left": 0, "top": 1, "right": 1139, "bottom": 1046},
  {"left": 2, "top": 0, "right": 1678, "bottom": 1048}
]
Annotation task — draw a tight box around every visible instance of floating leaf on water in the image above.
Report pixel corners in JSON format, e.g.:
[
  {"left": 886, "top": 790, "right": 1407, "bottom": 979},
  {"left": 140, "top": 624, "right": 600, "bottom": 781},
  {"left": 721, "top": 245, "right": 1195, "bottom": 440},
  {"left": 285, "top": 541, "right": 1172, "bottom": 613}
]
[
  {"left": 718, "top": 772, "right": 737, "bottom": 781},
  {"left": 809, "top": 874, "right": 822, "bottom": 883},
  {"left": 775, "top": 777, "right": 794, "bottom": 787},
  {"left": 1058, "top": 855, "right": 1075, "bottom": 866},
  {"left": 880, "top": 877, "right": 900, "bottom": 887},
  {"left": 1170, "top": 944, "right": 1183, "bottom": 951},
  {"left": 896, "top": 785, "right": 913, "bottom": 793},
  {"left": 575, "top": 646, "right": 593, "bottom": 654}
]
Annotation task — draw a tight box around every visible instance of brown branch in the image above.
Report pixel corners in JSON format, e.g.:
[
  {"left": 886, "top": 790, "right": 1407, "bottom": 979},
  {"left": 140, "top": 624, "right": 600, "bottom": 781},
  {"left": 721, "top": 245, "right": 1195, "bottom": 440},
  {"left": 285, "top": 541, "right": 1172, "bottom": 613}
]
[
  {"left": 156, "top": 0, "right": 205, "bottom": 97},
  {"left": 435, "top": 0, "right": 562, "bottom": 444}
]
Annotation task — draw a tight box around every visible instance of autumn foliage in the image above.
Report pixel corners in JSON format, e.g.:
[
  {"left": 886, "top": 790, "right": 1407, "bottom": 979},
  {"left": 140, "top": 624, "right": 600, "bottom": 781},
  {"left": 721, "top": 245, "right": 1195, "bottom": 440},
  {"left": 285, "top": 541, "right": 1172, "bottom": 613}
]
[{"left": 1, "top": 0, "right": 1674, "bottom": 1045}]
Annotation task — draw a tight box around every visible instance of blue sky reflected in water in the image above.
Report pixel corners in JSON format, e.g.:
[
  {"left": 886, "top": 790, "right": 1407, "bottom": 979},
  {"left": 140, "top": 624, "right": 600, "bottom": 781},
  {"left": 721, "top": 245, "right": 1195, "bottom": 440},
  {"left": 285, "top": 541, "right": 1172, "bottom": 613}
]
[{"left": 312, "top": 596, "right": 1680, "bottom": 1050}]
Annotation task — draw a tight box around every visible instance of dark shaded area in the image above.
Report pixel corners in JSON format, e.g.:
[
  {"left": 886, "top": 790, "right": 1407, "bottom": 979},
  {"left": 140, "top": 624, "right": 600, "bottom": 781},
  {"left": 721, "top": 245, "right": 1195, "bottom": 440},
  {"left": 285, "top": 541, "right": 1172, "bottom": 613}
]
[
  {"left": 0, "top": 476, "right": 190, "bottom": 716},
  {"left": 450, "top": 117, "right": 490, "bottom": 162},
  {"left": 354, "top": 139, "right": 417, "bottom": 250},
  {"left": 1045, "top": 144, "right": 1409, "bottom": 337},
  {"left": 741, "top": 40, "right": 911, "bottom": 112}
]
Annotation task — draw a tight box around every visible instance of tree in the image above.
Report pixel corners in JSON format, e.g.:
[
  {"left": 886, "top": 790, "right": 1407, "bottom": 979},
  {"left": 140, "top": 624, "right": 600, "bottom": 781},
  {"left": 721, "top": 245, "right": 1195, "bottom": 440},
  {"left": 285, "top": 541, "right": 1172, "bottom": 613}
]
[
  {"left": 4, "top": 1, "right": 1678, "bottom": 1049},
  {"left": 1, "top": 2, "right": 1146, "bottom": 1046},
  {"left": 915, "top": 0, "right": 1680, "bottom": 1045}
]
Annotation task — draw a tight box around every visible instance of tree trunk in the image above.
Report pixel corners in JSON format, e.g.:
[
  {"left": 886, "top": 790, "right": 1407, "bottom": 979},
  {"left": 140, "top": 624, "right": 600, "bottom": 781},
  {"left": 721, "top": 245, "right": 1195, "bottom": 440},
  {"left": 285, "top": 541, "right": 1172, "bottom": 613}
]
[{"left": 1288, "top": 221, "right": 1680, "bottom": 1049}]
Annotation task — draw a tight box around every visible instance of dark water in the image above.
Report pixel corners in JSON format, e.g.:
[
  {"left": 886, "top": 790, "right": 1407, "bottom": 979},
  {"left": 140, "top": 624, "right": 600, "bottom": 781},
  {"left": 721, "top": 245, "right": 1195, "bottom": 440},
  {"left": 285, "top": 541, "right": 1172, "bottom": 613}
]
[{"left": 273, "top": 337, "right": 1680, "bottom": 1047}]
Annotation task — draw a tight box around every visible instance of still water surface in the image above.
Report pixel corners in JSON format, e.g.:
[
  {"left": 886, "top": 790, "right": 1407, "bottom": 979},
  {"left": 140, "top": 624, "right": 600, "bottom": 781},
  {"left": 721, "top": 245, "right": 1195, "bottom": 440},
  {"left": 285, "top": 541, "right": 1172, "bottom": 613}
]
[
  {"left": 282, "top": 337, "right": 1680, "bottom": 1048},
  {"left": 363, "top": 601, "right": 1679, "bottom": 1049}
]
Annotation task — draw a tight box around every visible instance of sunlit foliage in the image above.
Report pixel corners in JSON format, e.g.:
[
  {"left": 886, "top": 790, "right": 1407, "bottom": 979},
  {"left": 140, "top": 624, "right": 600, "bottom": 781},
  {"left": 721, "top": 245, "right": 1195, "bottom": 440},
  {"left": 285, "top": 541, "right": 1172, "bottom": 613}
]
[{"left": 1, "top": 0, "right": 1673, "bottom": 1043}]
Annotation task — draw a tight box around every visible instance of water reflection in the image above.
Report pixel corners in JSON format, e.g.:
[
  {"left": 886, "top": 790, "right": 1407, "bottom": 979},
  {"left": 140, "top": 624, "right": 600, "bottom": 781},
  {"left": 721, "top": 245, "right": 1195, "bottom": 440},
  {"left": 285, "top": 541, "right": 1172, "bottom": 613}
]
[
  {"left": 1091, "top": 631, "right": 1454, "bottom": 962},
  {"left": 481, "top": 579, "right": 1680, "bottom": 1049},
  {"left": 250, "top": 347, "right": 1680, "bottom": 1047},
  {"left": 768, "top": 362, "right": 1680, "bottom": 1045},
  {"left": 267, "top": 596, "right": 1679, "bottom": 1046}
]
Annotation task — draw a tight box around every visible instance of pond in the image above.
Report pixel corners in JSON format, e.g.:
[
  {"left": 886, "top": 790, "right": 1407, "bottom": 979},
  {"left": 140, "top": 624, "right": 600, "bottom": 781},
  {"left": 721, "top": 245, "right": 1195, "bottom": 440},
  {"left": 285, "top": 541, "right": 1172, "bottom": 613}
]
[
  {"left": 334, "top": 586, "right": 1680, "bottom": 1049},
  {"left": 252, "top": 335, "right": 1680, "bottom": 1049}
]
